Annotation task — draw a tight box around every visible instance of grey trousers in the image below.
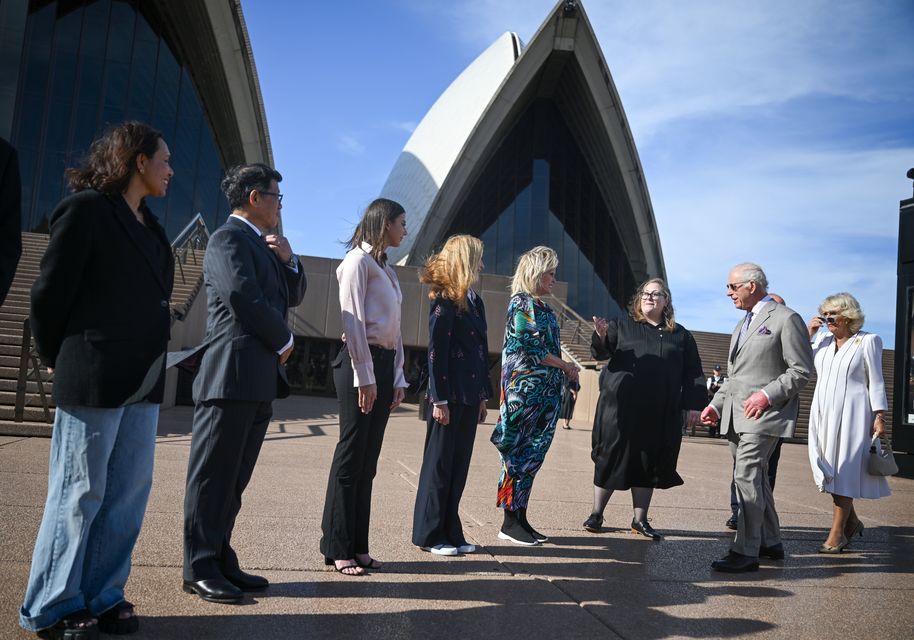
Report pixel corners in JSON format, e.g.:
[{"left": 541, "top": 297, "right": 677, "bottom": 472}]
[{"left": 728, "top": 430, "right": 781, "bottom": 557}]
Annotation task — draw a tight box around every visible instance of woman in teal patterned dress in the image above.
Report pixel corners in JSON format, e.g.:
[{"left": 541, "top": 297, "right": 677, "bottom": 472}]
[{"left": 492, "top": 246, "right": 580, "bottom": 546}]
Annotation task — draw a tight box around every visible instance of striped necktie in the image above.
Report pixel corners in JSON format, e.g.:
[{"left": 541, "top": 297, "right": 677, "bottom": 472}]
[{"left": 732, "top": 311, "right": 754, "bottom": 360}]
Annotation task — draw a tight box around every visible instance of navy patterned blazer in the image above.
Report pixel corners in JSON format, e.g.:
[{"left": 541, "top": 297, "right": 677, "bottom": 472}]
[{"left": 427, "top": 289, "right": 493, "bottom": 407}]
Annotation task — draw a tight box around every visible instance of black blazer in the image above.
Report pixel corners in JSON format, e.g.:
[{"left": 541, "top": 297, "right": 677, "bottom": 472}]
[
  {"left": 31, "top": 189, "right": 174, "bottom": 407},
  {"left": 0, "top": 137, "right": 22, "bottom": 305},
  {"left": 427, "top": 290, "right": 493, "bottom": 407},
  {"left": 190, "top": 216, "right": 307, "bottom": 403}
]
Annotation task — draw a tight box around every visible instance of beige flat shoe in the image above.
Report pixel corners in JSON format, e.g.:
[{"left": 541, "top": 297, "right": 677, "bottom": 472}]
[{"left": 817, "top": 536, "right": 849, "bottom": 554}]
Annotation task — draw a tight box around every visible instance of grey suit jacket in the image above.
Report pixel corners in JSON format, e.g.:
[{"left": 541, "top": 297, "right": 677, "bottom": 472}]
[
  {"left": 189, "top": 217, "right": 307, "bottom": 403},
  {"left": 710, "top": 301, "right": 813, "bottom": 437}
]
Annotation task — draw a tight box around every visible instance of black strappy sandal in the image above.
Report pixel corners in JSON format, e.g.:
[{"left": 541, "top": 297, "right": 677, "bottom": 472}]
[
  {"left": 36, "top": 610, "right": 98, "bottom": 640},
  {"left": 98, "top": 600, "right": 139, "bottom": 635}
]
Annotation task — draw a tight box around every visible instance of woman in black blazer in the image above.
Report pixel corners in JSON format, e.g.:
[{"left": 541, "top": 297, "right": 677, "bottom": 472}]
[
  {"left": 19, "top": 122, "right": 174, "bottom": 639},
  {"left": 412, "top": 235, "right": 492, "bottom": 556}
]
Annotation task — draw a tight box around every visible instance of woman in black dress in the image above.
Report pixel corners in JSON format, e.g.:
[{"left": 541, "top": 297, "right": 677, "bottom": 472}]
[
  {"left": 583, "top": 278, "right": 704, "bottom": 539},
  {"left": 559, "top": 379, "right": 579, "bottom": 429}
]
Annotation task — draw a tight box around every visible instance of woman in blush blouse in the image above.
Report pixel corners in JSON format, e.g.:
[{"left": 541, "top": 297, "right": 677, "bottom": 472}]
[
  {"left": 491, "top": 246, "right": 580, "bottom": 546},
  {"left": 320, "top": 198, "right": 409, "bottom": 576},
  {"left": 412, "top": 235, "right": 492, "bottom": 556}
]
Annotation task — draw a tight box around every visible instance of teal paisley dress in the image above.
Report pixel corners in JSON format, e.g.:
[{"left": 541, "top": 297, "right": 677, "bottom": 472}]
[{"left": 491, "top": 293, "right": 565, "bottom": 509}]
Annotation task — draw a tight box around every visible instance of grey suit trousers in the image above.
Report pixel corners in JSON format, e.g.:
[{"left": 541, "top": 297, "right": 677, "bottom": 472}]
[{"left": 728, "top": 429, "right": 781, "bottom": 556}]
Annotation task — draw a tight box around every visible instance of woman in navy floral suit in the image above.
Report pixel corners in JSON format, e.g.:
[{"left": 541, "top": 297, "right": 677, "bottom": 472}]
[{"left": 412, "top": 235, "right": 492, "bottom": 556}]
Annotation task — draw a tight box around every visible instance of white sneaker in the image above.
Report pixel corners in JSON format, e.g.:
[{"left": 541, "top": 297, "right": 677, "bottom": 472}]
[
  {"left": 421, "top": 544, "right": 459, "bottom": 556},
  {"left": 456, "top": 544, "right": 477, "bottom": 554}
]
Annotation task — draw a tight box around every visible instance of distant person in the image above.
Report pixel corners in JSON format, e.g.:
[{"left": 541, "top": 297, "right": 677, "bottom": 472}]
[
  {"left": 701, "top": 264, "right": 813, "bottom": 572},
  {"left": 806, "top": 293, "right": 890, "bottom": 552},
  {"left": 320, "top": 198, "right": 409, "bottom": 575},
  {"left": 0, "top": 136, "right": 22, "bottom": 305},
  {"left": 706, "top": 365, "right": 726, "bottom": 438},
  {"left": 412, "top": 235, "right": 491, "bottom": 556},
  {"left": 491, "top": 246, "right": 579, "bottom": 545},
  {"left": 20, "top": 122, "right": 174, "bottom": 637},
  {"left": 724, "top": 293, "right": 787, "bottom": 529},
  {"left": 182, "top": 164, "right": 307, "bottom": 603},
  {"left": 560, "top": 377, "right": 579, "bottom": 429},
  {"left": 583, "top": 278, "right": 704, "bottom": 539}
]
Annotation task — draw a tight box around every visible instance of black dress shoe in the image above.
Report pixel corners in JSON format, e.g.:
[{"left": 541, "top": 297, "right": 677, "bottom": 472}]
[
  {"left": 224, "top": 569, "right": 269, "bottom": 591},
  {"left": 725, "top": 515, "right": 738, "bottom": 530},
  {"left": 759, "top": 543, "right": 785, "bottom": 560},
  {"left": 583, "top": 513, "right": 603, "bottom": 533},
  {"left": 182, "top": 578, "right": 243, "bottom": 603},
  {"left": 711, "top": 551, "right": 759, "bottom": 573},
  {"left": 630, "top": 519, "right": 662, "bottom": 540}
]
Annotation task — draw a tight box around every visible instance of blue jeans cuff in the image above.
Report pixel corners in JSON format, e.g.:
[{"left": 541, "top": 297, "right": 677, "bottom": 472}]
[
  {"left": 88, "top": 588, "right": 125, "bottom": 616},
  {"left": 19, "top": 594, "right": 86, "bottom": 632}
]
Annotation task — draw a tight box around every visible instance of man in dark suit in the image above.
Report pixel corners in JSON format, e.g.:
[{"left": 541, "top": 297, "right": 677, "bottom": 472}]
[
  {"left": 182, "top": 164, "right": 306, "bottom": 603},
  {"left": 0, "top": 137, "right": 22, "bottom": 305},
  {"left": 701, "top": 264, "right": 813, "bottom": 572}
]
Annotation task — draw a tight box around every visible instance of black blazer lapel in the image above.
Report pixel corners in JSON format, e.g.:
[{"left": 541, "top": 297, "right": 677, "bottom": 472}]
[
  {"left": 110, "top": 194, "right": 169, "bottom": 295},
  {"left": 227, "top": 216, "right": 289, "bottom": 307}
]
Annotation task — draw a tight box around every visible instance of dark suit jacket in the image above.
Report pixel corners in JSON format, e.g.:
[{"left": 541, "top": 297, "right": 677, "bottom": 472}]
[
  {"left": 31, "top": 190, "right": 174, "bottom": 406},
  {"left": 191, "top": 216, "right": 307, "bottom": 403},
  {"left": 427, "top": 290, "right": 493, "bottom": 407},
  {"left": 0, "top": 138, "right": 22, "bottom": 305}
]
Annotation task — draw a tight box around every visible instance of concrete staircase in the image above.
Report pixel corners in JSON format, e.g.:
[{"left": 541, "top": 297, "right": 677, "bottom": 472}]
[{"left": 0, "top": 232, "right": 206, "bottom": 437}]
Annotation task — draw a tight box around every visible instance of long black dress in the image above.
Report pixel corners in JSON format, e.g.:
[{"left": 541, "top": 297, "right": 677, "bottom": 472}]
[{"left": 591, "top": 316, "right": 705, "bottom": 490}]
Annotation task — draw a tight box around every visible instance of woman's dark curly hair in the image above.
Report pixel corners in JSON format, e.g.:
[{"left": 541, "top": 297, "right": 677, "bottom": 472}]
[{"left": 66, "top": 121, "right": 163, "bottom": 194}]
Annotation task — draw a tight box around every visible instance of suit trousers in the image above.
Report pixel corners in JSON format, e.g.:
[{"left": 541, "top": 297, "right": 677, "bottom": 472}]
[
  {"left": 320, "top": 345, "right": 394, "bottom": 559},
  {"left": 183, "top": 399, "right": 272, "bottom": 580},
  {"left": 728, "top": 429, "right": 781, "bottom": 556},
  {"left": 730, "top": 437, "right": 783, "bottom": 517},
  {"left": 412, "top": 402, "right": 479, "bottom": 548}
]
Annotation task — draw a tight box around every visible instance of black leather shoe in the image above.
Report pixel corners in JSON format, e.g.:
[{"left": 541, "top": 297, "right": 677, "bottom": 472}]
[
  {"left": 759, "top": 543, "right": 785, "bottom": 560},
  {"left": 182, "top": 578, "right": 243, "bottom": 603},
  {"left": 224, "top": 569, "right": 269, "bottom": 591},
  {"left": 725, "top": 515, "right": 738, "bottom": 530},
  {"left": 711, "top": 551, "right": 759, "bottom": 573},
  {"left": 583, "top": 513, "right": 604, "bottom": 533},
  {"left": 631, "top": 519, "right": 662, "bottom": 540}
]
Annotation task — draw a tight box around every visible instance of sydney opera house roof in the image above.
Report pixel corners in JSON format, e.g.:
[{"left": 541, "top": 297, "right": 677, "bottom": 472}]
[{"left": 380, "top": 0, "right": 664, "bottom": 318}]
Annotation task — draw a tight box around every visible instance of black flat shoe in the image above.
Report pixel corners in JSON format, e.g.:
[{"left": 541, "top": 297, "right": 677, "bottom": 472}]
[
  {"left": 725, "top": 515, "right": 738, "bottom": 530},
  {"left": 182, "top": 578, "right": 243, "bottom": 603},
  {"left": 36, "top": 610, "right": 98, "bottom": 640},
  {"left": 711, "top": 551, "right": 759, "bottom": 573},
  {"left": 759, "top": 543, "right": 785, "bottom": 560},
  {"left": 517, "top": 508, "right": 548, "bottom": 542},
  {"left": 583, "top": 513, "right": 603, "bottom": 533},
  {"left": 98, "top": 600, "right": 139, "bottom": 635},
  {"left": 224, "top": 569, "right": 269, "bottom": 591},
  {"left": 631, "top": 519, "right": 662, "bottom": 540}
]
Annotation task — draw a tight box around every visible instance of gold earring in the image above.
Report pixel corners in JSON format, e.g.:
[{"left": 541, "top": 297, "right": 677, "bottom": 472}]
[{"left": 140, "top": 168, "right": 145, "bottom": 174}]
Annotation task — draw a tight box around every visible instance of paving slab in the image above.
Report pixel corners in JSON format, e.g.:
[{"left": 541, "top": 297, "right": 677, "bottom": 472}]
[{"left": 1, "top": 395, "right": 913, "bottom": 639}]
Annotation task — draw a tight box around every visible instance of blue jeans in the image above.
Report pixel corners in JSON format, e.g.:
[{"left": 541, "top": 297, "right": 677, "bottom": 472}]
[{"left": 19, "top": 403, "right": 159, "bottom": 632}]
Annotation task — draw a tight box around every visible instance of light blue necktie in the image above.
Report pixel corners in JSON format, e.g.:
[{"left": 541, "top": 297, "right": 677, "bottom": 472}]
[{"left": 733, "top": 311, "right": 754, "bottom": 359}]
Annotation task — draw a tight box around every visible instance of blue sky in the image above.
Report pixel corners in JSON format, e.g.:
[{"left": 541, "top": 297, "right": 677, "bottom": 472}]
[{"left": 243, "top": 0, "right": 914, "bottom": 347}]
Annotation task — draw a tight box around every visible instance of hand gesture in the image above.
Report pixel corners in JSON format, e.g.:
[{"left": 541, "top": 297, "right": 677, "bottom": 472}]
[
  {"left": 743, "top": 391, "right": 770, "bottom": 419},
  {"left": 807, "top": 315, "right": 824, "bottom": 338},
  {"left": 872, "top": 414, "right": 886, "bottom": 438},
  {"left": 700, "top": 406, "right": 719, "bottom": 426},
  {"left": 359, "top": 383, "right": 377, "bottom": 414},
  {"left": 593, "top": 316, "right": 609, "bottom": 339},
  {"left": 390, "top": 386, "right": 405, "bottom": 411},
  {"left": 264, "top": 234, "right": 294, "bottom": 265}
]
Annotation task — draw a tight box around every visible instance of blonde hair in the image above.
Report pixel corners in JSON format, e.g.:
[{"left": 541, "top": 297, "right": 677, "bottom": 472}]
[
  {"left": 511, "top": 246, "right": 558, "bottom": 296},
  {"left": 819, "top": 292, "right": 865, "bottom": 334},
  {"left": 419, "top": 235, "right": 484, "bottom": 312},
  {"left": 630, "top": 277, "right": 676, "bottom": 331}
]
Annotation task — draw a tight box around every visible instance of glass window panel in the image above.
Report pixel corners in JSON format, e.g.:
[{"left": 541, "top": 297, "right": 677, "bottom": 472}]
[
  {"left": 79, "top": 0, "right": 111, "bottom": 59},
  {"left": 151, "top": 40, "right": 180, "bottom": 137}
]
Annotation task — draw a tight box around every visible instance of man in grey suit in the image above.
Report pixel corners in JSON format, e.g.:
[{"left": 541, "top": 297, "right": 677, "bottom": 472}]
[
  {"left": 701, "top": 263, "right": 813, "bottom": 572},
  {"left": 182, "top": 164, "right": 307, "bottom": 602}
]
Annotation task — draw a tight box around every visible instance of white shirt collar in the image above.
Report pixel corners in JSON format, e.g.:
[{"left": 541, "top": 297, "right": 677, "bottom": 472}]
[
  {"left": 230, "top": 213, "right": 263, "bottom": 237},
  {"left": 750, "top": 295, "right": 773, "bottom": 315}
]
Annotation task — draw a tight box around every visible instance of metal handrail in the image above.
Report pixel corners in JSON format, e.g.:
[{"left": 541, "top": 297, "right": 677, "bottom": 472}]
[
  {"left": 14, "top": 318, "right": 53, "bottom": 423},
  {"left": 172, "top": 214, "right": 210, "bottom": 285}
]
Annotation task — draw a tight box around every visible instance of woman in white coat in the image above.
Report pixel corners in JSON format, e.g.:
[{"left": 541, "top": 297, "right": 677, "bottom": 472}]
[{"left": 807, "top": 292, "right": 889, "bottom": 553}]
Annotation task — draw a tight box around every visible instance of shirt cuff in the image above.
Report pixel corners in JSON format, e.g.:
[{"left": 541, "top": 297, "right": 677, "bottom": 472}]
[
  {"left": 433, "top": 400, "right": 448, "bottom": 406},
  {"left": 760, "top": 389, "right": 770, "bottom": 403},
  {"left": 352, "top": 360, "right": 375, "bottom": 387},
  {"left": 276, "top": 333, "right": 293, "bottom": 355},
  {"left": 708, "top": 404, "right": 720, "bottom": 419},
  {"left": 285, "top": 255, "right": 299, "bottom": 272}
]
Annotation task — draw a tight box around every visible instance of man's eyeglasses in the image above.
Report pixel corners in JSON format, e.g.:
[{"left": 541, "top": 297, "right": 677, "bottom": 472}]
[
  {"left": 640, "top": 291, "right": 667, "bottom": 300},
  {"left": 256, "top": 190, "right": 283, "bottom": 203},
  {"left": 726, "top": 281, "right": 750, "bottom": 291}
]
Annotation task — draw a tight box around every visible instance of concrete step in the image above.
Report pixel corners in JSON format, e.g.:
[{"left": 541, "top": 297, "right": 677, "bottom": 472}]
[
  {"left": 0, "top": 420, "right": 53, "bottom": 437},
  {"left": 0, "top": 355, "right": 21, "bottom": 368},
  {"left": 0, "top": 379, "right": 50, "bottom": 393},
  {"left": 0, "top": 390, "right": 55, "bottom": 407},
  {"left": 0, "top": 405, "right": 54, "bottom": 422},
  {"left": 0, "top": 344, "right": 22, "bottom": 356},
  {"left": 0, "top": 366, "right": 51, "bottom": 381}
]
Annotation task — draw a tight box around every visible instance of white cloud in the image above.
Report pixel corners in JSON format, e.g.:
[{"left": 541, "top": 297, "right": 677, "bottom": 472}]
[{"left": 337, "top": 133, "right": 366, "bottom": 156}]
